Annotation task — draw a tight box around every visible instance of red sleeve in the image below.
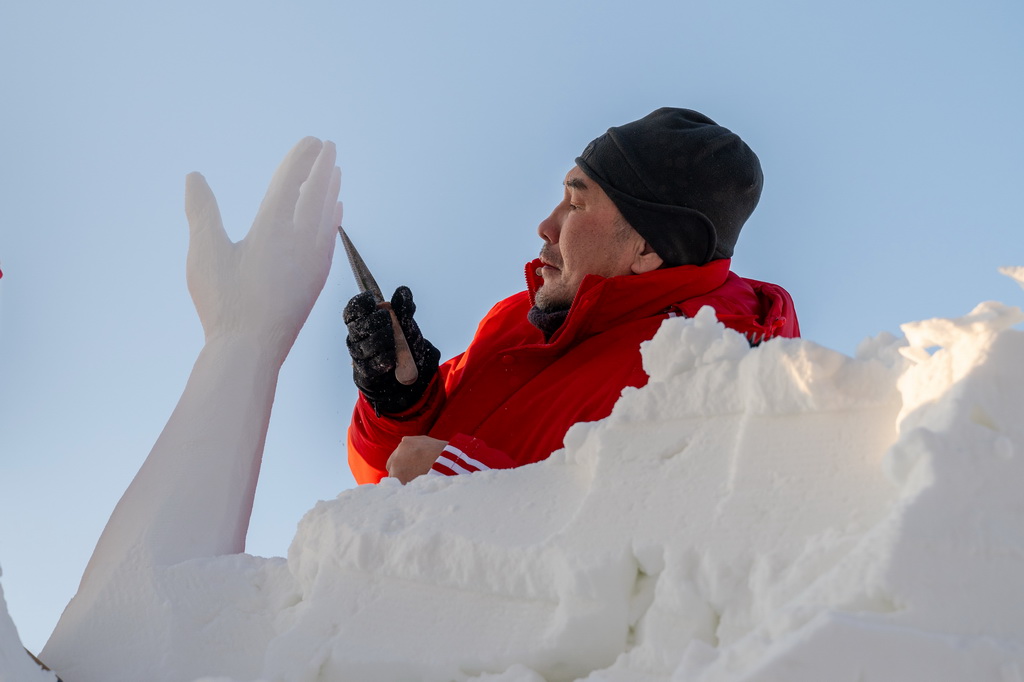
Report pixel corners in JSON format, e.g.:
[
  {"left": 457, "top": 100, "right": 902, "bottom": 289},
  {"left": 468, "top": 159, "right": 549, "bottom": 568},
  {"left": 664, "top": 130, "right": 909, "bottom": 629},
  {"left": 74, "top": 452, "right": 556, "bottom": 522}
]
[
  {"left": 346, "top": 292, "right": 528, "bottom": 484},
  {"left": 429, "top": 433, "right": 518, "bottom": 477},
  {"left": 347, "top": 376, "right": 445, "bottom": 484}
]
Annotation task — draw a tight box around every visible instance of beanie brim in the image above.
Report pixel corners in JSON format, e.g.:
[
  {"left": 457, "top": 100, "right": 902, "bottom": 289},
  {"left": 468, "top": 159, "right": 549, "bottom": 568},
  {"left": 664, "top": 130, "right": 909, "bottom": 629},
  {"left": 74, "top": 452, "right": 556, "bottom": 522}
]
[{"left": 575, "top": 156, "right": 718, "bottom": 267}]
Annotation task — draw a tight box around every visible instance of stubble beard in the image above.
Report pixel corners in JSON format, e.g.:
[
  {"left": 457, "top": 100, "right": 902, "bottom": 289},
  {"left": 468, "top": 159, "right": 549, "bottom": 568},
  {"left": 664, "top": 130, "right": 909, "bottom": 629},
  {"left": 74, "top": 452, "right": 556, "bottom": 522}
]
[
  {"left": 535, "top": 246, "right": 573, "bottom": 312},
  {"left": 535, "top": 267, "right": 573, "bottom": 312},
  {"left": 534, "top": 282, "right": 572, "bottom": 313}
]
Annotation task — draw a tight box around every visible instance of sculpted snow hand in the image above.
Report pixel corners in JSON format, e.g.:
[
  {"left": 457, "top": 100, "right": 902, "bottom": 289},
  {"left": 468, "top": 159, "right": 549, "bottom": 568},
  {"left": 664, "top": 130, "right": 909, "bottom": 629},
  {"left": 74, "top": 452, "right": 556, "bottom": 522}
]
[
  {"left": 185, "top": 136, "right": 343, "bottom": 361},
  {"left": 43, "top": 138, "right": 343, "bottom": 680}
]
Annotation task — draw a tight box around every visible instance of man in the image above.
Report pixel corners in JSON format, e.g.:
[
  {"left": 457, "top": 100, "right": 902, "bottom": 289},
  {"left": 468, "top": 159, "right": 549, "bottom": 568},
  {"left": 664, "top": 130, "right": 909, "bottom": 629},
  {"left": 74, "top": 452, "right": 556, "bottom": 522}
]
[{"left": 344, "top": 108, "right": 800, "bottom": 485}]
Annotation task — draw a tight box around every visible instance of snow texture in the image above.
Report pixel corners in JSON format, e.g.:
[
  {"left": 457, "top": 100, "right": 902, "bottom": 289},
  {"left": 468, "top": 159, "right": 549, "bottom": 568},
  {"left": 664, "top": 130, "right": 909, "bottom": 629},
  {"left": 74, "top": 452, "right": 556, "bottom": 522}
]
[{"left": 4, "top": 139, "right": 1023, "bottom": 681}]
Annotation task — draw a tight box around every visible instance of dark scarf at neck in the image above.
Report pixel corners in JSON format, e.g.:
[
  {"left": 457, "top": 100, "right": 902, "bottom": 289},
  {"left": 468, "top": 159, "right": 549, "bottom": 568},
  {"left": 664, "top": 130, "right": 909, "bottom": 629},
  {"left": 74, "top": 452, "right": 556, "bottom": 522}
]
[{"left": 527, "top": 305, "right": 570, "bottom": 341}]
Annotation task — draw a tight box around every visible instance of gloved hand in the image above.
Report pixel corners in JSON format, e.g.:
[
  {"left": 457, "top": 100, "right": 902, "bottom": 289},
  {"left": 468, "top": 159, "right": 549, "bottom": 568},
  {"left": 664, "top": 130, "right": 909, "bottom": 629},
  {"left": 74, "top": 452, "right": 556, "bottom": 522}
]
[{"left": 344, "top": 285, "right": 440, "bottom": 414}]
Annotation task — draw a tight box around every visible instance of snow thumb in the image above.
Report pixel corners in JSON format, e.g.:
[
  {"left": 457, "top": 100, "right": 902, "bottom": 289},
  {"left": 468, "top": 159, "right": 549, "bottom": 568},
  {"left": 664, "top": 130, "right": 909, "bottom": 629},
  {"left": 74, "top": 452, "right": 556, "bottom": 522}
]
[{"left": 185, "top": 172, "right": 231, "bottom": 256}]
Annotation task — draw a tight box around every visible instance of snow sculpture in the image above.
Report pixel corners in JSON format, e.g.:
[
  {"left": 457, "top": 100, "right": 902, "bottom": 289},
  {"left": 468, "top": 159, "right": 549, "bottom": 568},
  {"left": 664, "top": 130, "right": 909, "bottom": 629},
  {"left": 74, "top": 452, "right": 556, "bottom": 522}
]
[
  {"left": 42, "top": 138, "right": 341, "bottom": 680},
  {"left": 0, "top": 568, "right": 56, "bottom": 681}
]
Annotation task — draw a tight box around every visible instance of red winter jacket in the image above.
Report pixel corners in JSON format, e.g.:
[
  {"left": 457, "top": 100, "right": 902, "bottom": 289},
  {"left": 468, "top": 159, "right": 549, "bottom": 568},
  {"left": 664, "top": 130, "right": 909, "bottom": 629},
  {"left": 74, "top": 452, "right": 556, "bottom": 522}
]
[{"left": 347, "top": 258, "right": 799, "bottom": 484}]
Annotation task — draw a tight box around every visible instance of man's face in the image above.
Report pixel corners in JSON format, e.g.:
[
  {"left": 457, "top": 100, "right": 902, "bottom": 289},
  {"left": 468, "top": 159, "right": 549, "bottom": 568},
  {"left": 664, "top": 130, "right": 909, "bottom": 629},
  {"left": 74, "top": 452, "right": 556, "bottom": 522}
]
[{"left": 534, "top": 166, "right": 647, "bottom": 311}]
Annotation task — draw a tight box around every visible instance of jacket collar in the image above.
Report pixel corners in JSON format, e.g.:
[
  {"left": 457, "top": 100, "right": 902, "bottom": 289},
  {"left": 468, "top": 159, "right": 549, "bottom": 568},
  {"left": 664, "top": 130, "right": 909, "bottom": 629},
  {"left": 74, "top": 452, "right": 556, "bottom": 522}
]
[{"left": 523, "top": 258, "right": 732, "bottom": 346}]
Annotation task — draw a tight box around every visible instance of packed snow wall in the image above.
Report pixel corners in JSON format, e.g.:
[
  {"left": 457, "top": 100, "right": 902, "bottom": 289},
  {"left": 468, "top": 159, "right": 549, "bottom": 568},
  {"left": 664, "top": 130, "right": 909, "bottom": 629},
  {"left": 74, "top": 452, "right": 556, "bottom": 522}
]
[{"left": 24, "top": 268, "right": 1024, "bottom": 682}]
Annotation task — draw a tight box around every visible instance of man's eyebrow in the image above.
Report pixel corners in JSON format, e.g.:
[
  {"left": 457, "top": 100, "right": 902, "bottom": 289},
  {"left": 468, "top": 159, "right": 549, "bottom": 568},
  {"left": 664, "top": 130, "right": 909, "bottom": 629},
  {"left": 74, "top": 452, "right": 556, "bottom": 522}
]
[{"left": 564, "top": 177, "right": 589, "bottom": 190}]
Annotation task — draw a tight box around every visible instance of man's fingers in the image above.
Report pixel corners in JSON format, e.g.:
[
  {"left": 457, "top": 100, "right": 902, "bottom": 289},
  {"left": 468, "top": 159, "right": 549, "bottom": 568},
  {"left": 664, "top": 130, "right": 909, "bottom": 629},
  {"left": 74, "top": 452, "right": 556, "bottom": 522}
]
[
  {"left": 391, "top": 286, "right": 424, "bottom": 342},
  {"left": 386, "top": 437, "right": 447, "bottom": 484},
  {"left": 252, "top": 137, "right": 323, "bottom": 237},
  {"left": 344, "top": 290, "right": 381, "bottom": 324},
  {"left": 390, "top": 286, "right": 416, "bottom": 322},
  {"left": 184, "top": 172, "right": 231, "bottom": 257},
  {"left": 386, "top": 446, "right": 414, "bottom": 483},
  {"left": 346, "top": 308, "right": 395, "bottom": 359}
]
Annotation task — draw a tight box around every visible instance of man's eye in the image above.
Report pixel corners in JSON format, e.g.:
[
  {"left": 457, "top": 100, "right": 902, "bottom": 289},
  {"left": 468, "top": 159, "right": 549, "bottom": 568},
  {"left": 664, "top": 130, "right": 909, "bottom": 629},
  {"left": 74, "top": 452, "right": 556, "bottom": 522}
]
[{"left": 568, "top": 203, "right": 581, "bottom": 210}]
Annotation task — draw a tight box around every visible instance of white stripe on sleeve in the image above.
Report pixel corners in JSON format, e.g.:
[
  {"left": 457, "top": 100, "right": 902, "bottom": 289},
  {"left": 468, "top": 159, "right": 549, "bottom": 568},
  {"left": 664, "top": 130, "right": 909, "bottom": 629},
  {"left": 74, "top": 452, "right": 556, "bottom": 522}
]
[{"left": 442, "top": 444, "right": 490, "bottom": 472}]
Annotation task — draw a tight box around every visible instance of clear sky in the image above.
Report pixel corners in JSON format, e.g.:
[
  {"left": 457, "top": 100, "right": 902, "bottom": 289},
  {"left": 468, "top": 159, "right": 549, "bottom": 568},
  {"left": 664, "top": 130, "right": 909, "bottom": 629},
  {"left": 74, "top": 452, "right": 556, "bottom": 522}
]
[{"left": 1, "top": 0, "right": 1021, "bottom": 654}]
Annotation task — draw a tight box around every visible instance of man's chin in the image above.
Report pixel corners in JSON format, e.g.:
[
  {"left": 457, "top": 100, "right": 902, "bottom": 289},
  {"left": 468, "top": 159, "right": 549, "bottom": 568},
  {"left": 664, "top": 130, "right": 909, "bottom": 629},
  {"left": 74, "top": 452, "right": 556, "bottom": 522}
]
[{"left": 534, "top": 286, "right": 572, "bottom": 313}]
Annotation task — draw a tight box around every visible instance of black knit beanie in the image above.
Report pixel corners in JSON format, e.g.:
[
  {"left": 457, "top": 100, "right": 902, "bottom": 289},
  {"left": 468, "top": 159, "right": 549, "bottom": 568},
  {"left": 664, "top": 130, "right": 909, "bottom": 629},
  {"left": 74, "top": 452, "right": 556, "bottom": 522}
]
[{"left": 575, "top": 108, "right": 763, "bottom": 267}]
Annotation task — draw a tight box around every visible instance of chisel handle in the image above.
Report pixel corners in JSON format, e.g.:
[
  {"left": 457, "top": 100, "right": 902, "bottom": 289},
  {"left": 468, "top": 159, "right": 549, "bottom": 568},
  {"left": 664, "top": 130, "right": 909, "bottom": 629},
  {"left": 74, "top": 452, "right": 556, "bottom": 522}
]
[{"left": 378, "top": 301, "right": 419, "bottom": 386}]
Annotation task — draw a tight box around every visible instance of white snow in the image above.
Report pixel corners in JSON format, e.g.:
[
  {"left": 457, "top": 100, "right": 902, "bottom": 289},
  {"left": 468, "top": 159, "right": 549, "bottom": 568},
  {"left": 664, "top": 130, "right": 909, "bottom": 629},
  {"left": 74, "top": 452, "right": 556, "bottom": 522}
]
[{"left": 3, "top": 138, "right": 1023, "bottom": 681}]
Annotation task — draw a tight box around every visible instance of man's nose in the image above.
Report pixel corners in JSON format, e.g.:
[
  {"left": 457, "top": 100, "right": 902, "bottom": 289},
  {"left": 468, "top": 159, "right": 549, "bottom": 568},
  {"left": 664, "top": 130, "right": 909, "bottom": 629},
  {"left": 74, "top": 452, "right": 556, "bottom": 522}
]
[{"left": 536, "top": 210, "right": 560, "bottom": 244}]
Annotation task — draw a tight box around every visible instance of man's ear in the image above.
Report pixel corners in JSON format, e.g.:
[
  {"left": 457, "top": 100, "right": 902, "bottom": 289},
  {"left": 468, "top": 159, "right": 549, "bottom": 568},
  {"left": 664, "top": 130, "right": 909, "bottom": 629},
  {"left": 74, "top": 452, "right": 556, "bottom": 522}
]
[{"left": 631, "top": 241, "right": 664, "bottom": 274}]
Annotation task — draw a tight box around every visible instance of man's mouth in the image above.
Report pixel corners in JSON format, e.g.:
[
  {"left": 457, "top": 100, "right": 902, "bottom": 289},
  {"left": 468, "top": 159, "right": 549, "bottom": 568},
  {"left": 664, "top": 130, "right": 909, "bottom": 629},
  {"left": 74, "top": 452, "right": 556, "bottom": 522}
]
[
  {"left": 538, "top": 248, "right": 562, "bottom": 273},
  {"left": 537, "top": 260, "right": 560, "bottom": 279}
]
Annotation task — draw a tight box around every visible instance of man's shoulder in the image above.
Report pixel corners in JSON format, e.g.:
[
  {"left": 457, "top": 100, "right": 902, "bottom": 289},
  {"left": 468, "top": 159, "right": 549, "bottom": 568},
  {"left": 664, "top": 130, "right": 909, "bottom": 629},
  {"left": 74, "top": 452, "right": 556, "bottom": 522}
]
[
  {"left": 678, "top": 271, "right": 800, "bottom": 340},
  {"left": 481, "top": 289, "right": 533, "bottom": 322},
  {"left": 463, "top": 289, "right": 538, "bottom": 348}
]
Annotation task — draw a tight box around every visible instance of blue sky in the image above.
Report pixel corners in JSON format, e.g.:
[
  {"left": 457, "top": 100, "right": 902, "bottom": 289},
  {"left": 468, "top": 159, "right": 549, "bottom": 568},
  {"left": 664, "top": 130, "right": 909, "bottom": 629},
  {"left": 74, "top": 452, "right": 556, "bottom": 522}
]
[{"left": 2, "top": 0, "right": 1022, "bottom": 654}]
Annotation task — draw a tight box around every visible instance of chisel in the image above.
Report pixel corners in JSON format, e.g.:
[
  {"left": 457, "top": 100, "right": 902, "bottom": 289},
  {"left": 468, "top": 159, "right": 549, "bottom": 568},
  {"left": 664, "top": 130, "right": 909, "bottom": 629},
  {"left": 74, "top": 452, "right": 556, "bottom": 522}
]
[{"left": 338, "top": 226, "right": 419, "bottom": 386}]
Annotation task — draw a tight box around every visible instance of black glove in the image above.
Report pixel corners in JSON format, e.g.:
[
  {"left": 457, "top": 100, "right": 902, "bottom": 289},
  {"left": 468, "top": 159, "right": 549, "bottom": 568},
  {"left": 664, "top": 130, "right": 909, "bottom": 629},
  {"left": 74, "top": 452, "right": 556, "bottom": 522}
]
[{"left": 344, "top": 286, "right": 440, "bottom": 415}]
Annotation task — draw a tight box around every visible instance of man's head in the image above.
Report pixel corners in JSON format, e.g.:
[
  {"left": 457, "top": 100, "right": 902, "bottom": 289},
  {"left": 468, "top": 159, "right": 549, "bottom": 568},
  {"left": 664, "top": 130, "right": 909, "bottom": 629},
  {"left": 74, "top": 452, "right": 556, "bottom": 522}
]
[
  {"left": 534, "top": 165, "right": 663, "bottom": 311},
  {"left": 575, "top": 107, "right": 763, "bottom": 268},
  {"left": 533, "top": 107, "right": 762, "bottom": 312}
]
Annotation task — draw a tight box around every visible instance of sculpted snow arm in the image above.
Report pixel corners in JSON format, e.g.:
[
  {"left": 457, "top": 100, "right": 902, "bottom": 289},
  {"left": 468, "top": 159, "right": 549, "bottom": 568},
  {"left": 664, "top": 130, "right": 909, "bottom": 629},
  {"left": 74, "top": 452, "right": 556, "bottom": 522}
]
[{"left": 81, "top": 138, "right": 342, "bottom": 574}]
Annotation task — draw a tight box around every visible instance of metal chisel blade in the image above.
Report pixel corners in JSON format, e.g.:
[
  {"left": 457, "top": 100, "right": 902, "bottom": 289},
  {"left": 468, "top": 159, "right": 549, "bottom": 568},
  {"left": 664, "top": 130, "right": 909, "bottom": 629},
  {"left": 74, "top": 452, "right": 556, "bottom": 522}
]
[{"left": 338, "top": 226, "right": 385, "bottom": 303}]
